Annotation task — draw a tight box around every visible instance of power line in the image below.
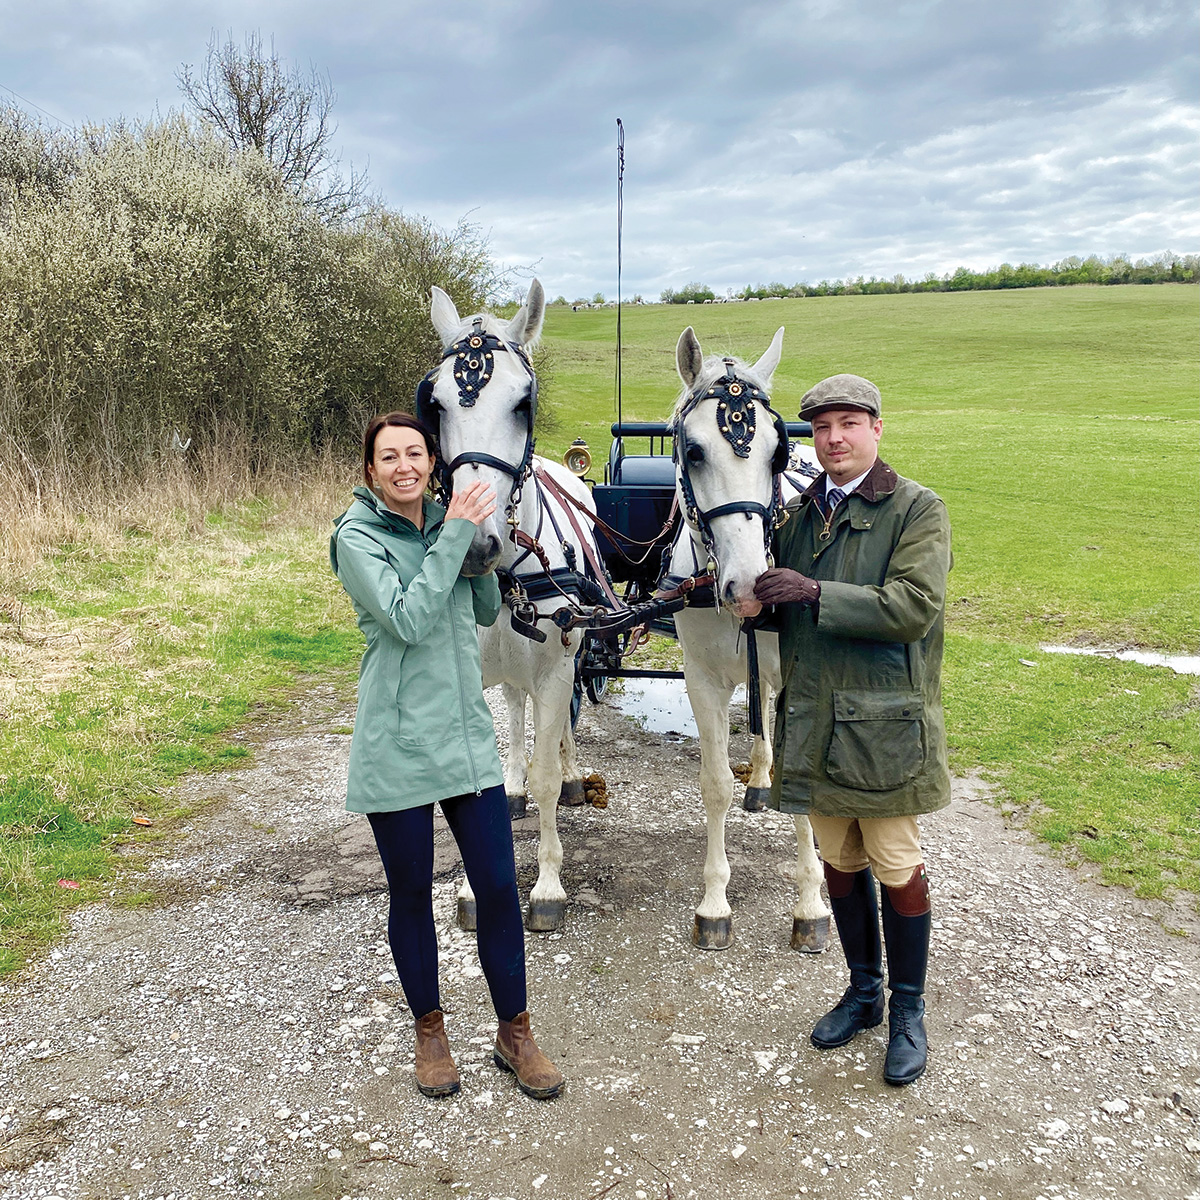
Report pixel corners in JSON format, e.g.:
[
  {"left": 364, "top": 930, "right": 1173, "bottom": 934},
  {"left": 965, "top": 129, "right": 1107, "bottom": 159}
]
[{"left": 0, "top": 82, "right": 73, "bottom": 128}]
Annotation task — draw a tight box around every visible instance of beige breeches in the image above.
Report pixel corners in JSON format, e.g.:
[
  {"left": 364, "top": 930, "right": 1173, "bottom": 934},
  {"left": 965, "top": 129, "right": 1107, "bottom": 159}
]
[{"left": 808, "top": 813, "right": 924, "bottom": 888}]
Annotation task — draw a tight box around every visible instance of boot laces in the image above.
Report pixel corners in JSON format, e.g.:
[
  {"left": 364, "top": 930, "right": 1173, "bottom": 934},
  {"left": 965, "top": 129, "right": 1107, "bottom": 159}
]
[
  {"left": 891, "top": 1005, "right": 921, "bottom": 1046},
  {"left": 837, "top": 985, "right": 879, "bottom": 1012}
]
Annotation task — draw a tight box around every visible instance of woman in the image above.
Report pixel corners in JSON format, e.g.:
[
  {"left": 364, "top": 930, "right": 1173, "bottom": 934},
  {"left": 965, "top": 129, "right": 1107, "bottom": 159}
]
[{"left": 329, "top": 411, "right": 564, "bottom": 1101}]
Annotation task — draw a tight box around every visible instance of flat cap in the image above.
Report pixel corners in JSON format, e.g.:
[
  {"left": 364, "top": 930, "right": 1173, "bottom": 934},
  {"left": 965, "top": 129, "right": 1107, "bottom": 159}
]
[{"left": 799, "top": 373, "right": 881, "bottom": 420}]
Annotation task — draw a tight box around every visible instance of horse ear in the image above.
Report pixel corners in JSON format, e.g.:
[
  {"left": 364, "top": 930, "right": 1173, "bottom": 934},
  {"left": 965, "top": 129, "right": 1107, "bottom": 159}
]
[
  {"left": 430, "top": 286, "right": 462, "bottom": 348},
  {"left": 752, "top": 326, "right": 785, "bottom": 385},
  {"left": 676, "top": 326, "right": 703, "bottom": 388},
  {"left": 507, "top": 279, "right": 545, "bottom": 348}
]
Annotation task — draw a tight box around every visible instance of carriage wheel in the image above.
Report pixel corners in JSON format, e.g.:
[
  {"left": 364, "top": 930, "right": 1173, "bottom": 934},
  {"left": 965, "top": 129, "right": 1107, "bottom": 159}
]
[{"left": 585, "top": 674, "right": 608, "bottom": 703}]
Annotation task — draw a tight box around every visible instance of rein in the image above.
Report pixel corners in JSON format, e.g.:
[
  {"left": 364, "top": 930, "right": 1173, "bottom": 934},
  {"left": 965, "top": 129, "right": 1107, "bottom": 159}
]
[
  {"left": 534, "top": 466, "right": 624, "bottom": 611},
  {"left": 498, "top": 469, "right": 626, "bottom": 646},
  {"left": 532, "top": 466, "right": 681, "bottom": 565},
  {"left": 500, "top": 472, "right": 718, "bottom": 647}
]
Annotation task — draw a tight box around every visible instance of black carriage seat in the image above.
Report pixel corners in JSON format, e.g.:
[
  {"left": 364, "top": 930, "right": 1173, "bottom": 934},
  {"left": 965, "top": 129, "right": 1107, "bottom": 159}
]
[
  {"left": 610, "top": 454, "right": 676, "bottom": 488},
  {"left": 589, "top": 421, "right": 811, "bottom": 587}
]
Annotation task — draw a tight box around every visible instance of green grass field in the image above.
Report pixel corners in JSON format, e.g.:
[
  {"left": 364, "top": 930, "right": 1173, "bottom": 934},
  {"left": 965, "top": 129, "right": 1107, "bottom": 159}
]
[
  {"left": 1, "top": 285, "right": 1196, "bottom": 976},
  {"left": 538, "top": 285, "right": 1198, "bottom": 904},
  {"left": 0, "top": 507, "right": 363, "bottom": 975},
  {"left": 540, "top": 286, "right": 1199, "bottom": 651}
]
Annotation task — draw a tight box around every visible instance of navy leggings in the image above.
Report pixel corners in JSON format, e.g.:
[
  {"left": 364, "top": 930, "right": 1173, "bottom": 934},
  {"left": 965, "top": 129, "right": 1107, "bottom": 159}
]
[{"left": 367, "top": 784, "right": 526, "bottom": 1022}]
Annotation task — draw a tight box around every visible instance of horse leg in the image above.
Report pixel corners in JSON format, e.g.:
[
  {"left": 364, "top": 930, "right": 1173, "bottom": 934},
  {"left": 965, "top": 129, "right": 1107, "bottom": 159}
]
[
  {"left": 742, "top": 689, "right": 774, "bottom": 811},
  {"left": 558, "top": 720, "right": 586, "bottom": 807},
  {"left": 790, "top": 814, "right": 831, "bottom": 953},
  {"left": 502, "top": 683, "right": 529, "bottom": 818},
  {"left": 525, "top": 683, "right": 572, "bottom": 932},
  {"left": 687, "top": 672, "right": 737, "bottom": 950}
]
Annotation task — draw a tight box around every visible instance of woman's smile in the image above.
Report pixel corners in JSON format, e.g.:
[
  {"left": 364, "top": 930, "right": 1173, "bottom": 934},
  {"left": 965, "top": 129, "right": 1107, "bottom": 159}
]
[{"left": 369, "top": 426, "right": 436, "bottom": 520}]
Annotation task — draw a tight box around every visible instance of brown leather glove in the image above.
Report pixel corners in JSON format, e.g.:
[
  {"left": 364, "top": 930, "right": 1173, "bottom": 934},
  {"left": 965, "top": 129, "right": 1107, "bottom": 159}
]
[{"left": 754, "top": 568, "right": 821, "bottom": 607}]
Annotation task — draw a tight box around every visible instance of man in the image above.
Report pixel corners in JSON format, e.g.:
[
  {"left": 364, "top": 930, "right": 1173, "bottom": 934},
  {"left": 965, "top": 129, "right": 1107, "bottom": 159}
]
[{"left": 754, "top": 374, "right": 951, "bottom": 1087}]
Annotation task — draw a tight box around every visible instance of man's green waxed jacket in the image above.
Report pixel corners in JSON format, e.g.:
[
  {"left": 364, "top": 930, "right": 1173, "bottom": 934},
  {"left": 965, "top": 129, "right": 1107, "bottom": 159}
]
[{"left": 769, "top": 459, "right": 952, "bottom": 819}]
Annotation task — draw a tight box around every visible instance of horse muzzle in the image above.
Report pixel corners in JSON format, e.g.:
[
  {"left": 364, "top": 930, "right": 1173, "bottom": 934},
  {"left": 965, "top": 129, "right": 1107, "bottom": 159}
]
[
  {"left": 721, "top": 580, "right": 763, "bottom": 619},
  {"left": 461, "top": 529, "right": 503, "bottom": 577}
]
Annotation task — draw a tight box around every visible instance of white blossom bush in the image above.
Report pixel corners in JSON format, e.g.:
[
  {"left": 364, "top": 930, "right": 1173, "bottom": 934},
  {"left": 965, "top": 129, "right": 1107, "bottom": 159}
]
[{"left": 0, "top": 110, "right": 497, "bottom": 482}]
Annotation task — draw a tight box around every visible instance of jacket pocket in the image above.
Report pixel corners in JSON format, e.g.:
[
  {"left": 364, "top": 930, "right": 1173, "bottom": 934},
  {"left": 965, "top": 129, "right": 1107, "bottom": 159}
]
[
  {"left": 393, "top": 663, "right": 458, "bottom": 748},
  {"left": 826, "top": 690, "right": 925, "bottom": 791}
]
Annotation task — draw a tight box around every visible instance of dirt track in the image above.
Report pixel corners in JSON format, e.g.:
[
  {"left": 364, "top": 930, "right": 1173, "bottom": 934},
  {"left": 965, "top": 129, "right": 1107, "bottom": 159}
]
[{"left": 2, "top": 683, "right": 1198, "bottom": 1200}]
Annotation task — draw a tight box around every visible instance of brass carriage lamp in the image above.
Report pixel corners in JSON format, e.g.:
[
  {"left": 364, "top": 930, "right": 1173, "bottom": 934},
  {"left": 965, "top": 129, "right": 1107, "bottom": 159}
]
[{"left": 563, "top": 438, "right": 591, "bottom": 476}]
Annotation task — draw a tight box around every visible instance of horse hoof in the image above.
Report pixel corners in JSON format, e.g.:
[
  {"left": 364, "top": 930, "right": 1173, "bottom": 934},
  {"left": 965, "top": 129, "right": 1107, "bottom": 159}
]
[
  {"left": 692, "top": 914, "right": 733, "bottom": 950},
  {"left": 743, "top": 786, "right": 770, "bottom": 812},
  {"left": 558, "top": 779, "right": 587, "bottom": 807},
  {"left": 457, "top": 897, "right": 478, "bottom": 932},
  {"left": 790, "top": 915, "right": 831, "bottom": 954},
  {"left": 507, "top": 793, "right": 527, "bottom": 819},
  {"left": 525, "top": 899, "right": 566, "bottom": 932}
]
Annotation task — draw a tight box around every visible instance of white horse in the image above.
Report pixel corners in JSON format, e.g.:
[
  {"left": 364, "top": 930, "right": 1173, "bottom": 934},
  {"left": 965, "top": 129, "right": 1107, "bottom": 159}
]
[
  {"left": 665, "top": 325, "right": 831, "bottom": 953},
  {"left": 422, "top": 280, "right": 595, "bottom": 932}
]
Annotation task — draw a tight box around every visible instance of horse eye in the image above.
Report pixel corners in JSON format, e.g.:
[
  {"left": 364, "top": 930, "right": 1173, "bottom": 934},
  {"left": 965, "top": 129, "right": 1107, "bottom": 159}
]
[{"left": 686, "top": 445, "right": 704, "bottom": 466}]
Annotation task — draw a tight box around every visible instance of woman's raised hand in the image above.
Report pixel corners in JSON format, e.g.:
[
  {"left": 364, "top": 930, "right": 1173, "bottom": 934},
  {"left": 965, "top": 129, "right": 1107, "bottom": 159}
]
[{"left": 445, "top": 479, "right": 498, "bottom": 527}]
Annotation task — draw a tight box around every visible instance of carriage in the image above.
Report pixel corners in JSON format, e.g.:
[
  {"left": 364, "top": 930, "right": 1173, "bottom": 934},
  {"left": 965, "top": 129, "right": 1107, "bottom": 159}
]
[{"left": 568, "top": 417, "right": 814, "bottom": 708}]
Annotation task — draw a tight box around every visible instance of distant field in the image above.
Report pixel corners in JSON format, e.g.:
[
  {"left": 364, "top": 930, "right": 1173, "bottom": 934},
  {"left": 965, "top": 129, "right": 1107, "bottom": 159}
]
[{"left": 540, "top": 286, "right": 1199, "bottom": 652}]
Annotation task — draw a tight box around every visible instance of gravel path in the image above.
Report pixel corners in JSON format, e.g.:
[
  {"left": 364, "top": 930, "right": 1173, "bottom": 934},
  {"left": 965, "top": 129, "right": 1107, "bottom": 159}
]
[{"left": 2, "top": 682, "right": 1197, "bottom": 1200}]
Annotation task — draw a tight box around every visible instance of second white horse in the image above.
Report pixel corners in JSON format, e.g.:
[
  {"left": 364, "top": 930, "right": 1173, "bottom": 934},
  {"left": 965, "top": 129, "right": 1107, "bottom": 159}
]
[{"left": 665, "top": 324, "right": 831, "bottom": 953}]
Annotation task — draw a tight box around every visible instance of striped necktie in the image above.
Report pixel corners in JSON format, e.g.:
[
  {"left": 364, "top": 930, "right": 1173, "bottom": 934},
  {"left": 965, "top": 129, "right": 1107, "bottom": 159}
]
[{"left": 825, "top": 486, "right": 846, "bottom": 515}]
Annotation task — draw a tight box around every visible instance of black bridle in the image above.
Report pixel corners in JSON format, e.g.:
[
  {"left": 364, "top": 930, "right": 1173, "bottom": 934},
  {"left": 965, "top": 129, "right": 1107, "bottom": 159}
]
[
  {"left": 671, "top": 358, "right": 790, "bottom": 579},
  {"left": 414, "top": 317, "right": 539, "bottom": 515}
]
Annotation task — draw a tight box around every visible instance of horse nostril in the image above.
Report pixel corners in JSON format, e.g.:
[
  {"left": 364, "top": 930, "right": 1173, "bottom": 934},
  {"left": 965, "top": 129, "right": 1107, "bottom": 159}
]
[
  {"left": 722, "top": 581, "right": 739, "bottom": 603},
  {"left": 486, "top": 535, "right": 501, "bottom": 559}
]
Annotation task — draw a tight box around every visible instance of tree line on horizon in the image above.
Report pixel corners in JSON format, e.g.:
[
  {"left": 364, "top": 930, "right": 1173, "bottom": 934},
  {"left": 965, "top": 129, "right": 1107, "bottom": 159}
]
[{"left": 655, "top": 253, "right": 1198, "bottom": 304}]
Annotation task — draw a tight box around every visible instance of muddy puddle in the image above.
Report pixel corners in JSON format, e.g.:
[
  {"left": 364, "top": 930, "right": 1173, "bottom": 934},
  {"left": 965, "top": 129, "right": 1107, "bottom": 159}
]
[
  {"left": 1041, "top": 643, "right": 1200, "bottom": 675},
  {"left": 611, "top": 678, "right": 749, "bottom": 737}
]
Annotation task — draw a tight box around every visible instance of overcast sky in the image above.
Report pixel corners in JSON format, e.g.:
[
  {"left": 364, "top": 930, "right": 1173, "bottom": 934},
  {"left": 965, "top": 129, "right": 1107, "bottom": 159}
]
[{"left": 1, "top": 1, "right": 1196, "bottom": 299}]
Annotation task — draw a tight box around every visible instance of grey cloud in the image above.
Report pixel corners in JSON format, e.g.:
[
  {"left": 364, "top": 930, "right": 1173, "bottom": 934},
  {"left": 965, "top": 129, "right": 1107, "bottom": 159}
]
[{"left": 0, "top": 0, "right": 1194, "bottom": 294}]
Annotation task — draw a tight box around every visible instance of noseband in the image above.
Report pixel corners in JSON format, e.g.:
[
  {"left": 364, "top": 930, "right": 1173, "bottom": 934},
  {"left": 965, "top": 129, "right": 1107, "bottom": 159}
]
[
  {"left": 672, "top": 358, "right": 789, "bottom": 575},
  {"left": 414, "top": 317, "right": 539, "bottom": 511}
]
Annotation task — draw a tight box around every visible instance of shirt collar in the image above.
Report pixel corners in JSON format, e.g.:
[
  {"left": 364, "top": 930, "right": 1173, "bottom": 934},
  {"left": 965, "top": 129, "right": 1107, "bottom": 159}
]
[{"left": 827, "top": 465, "right": 873, "bottom": 497}]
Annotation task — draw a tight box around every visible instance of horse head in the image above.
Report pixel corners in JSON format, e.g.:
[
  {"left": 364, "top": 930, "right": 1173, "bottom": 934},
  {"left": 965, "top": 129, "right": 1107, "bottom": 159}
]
[
  {"left": 672, "top": 325, "right": 787, "bottom": 619},
  {"left": 422, "top": 280, "right": 546, "bottom": 576}
]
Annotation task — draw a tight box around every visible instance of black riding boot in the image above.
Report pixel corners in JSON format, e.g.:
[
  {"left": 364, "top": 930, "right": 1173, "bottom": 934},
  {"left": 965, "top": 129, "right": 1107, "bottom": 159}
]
[
  {"left": 881, "top": 865, "right": 932, "bottom": 1086},
  {"left": 811, "top": 866, "right": 884, "bottom": 1049}
]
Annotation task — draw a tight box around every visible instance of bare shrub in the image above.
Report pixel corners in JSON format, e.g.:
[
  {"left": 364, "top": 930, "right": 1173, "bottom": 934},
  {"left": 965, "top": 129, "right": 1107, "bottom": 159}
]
[{"left": 177, "top": 30, "right": 366, "bottom": 220}]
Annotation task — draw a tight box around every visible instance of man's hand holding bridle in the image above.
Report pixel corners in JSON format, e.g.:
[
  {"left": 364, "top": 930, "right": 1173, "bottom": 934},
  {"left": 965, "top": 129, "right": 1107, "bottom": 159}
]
[{"left": 754, "top": 568, "right": 821, "bottom": 607}]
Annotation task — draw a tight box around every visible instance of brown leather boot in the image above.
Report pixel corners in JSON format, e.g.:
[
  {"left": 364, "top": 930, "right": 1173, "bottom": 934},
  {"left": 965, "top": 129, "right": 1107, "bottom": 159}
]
[
  {"left": 493, "top": 1012, "right": 565, "bottom": 1099},
  {"left": 414, "top": 1010, "right": 460, "bottom": 1098}
]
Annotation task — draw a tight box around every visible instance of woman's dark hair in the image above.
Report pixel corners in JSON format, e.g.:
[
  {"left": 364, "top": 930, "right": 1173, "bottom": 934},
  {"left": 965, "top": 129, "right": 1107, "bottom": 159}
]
[{"left": 362, "top": 412, "right": 438, "bottom": 488}]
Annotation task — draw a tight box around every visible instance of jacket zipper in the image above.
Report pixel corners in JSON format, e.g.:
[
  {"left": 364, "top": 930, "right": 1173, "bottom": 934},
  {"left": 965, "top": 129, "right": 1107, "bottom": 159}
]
[{"left": 448, "top": 583, "right": 482, "bottom": 795}]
